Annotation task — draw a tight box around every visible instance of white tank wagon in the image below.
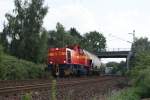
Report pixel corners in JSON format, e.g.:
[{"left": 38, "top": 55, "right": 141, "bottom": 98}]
[{"left": 83, "top": 50, "right": 102, "bottom": 69}]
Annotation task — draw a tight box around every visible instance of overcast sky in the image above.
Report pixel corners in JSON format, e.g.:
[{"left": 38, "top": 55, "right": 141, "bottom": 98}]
[{"left": 1, "top": 0, "right": 150, "bottom": 62}]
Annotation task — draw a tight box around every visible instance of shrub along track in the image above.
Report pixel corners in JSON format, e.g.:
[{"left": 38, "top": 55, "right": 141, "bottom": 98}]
[{"left": 0, "top": 76, "right": 127, "bottom": 100}]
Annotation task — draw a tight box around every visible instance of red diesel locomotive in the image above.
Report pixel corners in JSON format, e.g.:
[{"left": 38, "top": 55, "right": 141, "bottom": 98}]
[{"left": 47, "top": 45, "right": 100, "bottom": 77}]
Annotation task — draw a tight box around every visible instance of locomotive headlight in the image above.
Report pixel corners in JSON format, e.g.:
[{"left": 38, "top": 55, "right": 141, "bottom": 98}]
[
  {"left": 56, "top": 48, "right": 59, "bottom": 50},
  {"left": 64, "top": 60, "right": 66, "bottom": 63},
  {"left": 50, "top": 61, "right": 53, "bottom": 64}
]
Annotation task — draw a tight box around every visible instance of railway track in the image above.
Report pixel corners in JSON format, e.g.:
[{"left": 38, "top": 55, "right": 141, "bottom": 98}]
[
  {"left": 0, "top": 76, "right": 127, "bottom": 100},
  {"left": 0, "top": 76, "right": 116, "bottom": 88}
]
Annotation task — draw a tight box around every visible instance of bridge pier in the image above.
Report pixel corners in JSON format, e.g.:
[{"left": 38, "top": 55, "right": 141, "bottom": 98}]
[
  {"left": 126, "top": 58, "right": 129, "bottom": 71},
  {"left": 126, "top": 51, "right": 133, "bottom": 71}
]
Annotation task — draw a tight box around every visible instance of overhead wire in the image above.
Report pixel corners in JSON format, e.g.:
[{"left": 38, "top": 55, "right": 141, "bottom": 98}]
[{"left": 108, "top": 33, "right": 132, "bottom": 44}]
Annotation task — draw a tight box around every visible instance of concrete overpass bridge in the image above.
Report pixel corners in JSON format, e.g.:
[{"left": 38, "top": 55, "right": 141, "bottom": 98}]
[{"left": 95, "top": 48, "right": 133, "bottom": 70}]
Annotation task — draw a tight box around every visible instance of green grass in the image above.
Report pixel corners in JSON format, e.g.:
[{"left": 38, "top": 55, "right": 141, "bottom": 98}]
[
  {"left": 51, "top": 80, "right": 57, "bottom": 100},
  {"left": 108, "top": 88, "right": 140, "bottom": 100},
  {"left": 22, "top": 93, "right": 32, "bottom": 100}
]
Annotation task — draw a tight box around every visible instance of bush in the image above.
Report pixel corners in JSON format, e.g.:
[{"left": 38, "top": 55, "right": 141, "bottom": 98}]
[
  {"left": 128, "top": 52, "right": 150, "bottom": 98},
  {"left": 0, "top": 55, "right": 46, "bottom": 80},
  {"left": 109, "top": 65, "right": 150, "bottom": 100},
  {"left": 0, "top": 44, "right": 3, "bottom": 62},
  {"left": 110, "top": 38, "right": 150, "bottom": 100},
  {"left": 132, "top": 68, "right": 150, "bottom": 98}
]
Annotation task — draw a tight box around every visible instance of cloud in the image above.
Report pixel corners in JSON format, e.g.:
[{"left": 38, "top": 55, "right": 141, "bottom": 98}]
[
  {"left": 43, "top": 4, "right": 99, "bottom": 34},
  {"left": 99, "top": 10, "right": 150, "bottom": 48},
  {"left": 1, "top": 0, "right": 150, "bottom": 50},
  {"left": 0, "top": 0, "right": 14, "bottom": 31}
]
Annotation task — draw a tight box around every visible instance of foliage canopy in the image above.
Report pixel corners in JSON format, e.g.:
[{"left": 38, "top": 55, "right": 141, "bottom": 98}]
[{"left": 1, "top": 0, "right": 48, "bottom": 63}]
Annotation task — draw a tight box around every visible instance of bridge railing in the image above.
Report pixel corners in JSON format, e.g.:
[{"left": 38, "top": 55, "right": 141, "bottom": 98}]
[{"left": 100, "top": 48, "right": 131, "bottom": 52}]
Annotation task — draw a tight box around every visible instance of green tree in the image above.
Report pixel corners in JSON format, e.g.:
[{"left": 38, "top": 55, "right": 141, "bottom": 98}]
[
  {"left": 48, "top": 30, "right": 57, "bottom": 48},
  {"left": 132, "top": 37, "right": 150, "bottom": 53},
  {"left": 106, "top": 62, "right": 118, "bottom": 74},
  {"left": 118, "top": 61, "right": 126, "bottom": 75},
  {"left": 129, "top": 38, "right": 150, "bottom": 98},
  {"left": 48, "top": 23, "right": 80, "bottom": 48},
  {"left": 2, "top": 0, "right": 48, "bottom": 63},
  {"left": 36, "top": 28, "right": 48, "bottom": 63},
  {"left": 106, "top": 62, "right": 118, "bottom": 67},
  {"left": 63, "top": 33, "right": 77, "bottom": 46},
  {"left": 69, "top": 27, "right": 83, "bottom": 44},
  {"left": 56, "top": 22, "right": 65, "bottom": 47},
  {"left": 106, "top": 61, "right": 126, "bottom": 75},
  {"left": 0, "top": 44, "right": 3, "bottom": 62},
  {"left": 81, "top": 31, "right": 106, "bottom": 52},
  {"left": 0, "top": 25, "right": 9, "bottom": 53},
  {"left": 69, "top": 28, "right": 82, "bottom": 39},
  {"left": 130, "top": 37, "right": 150, "bottom": 67},
  {"left": 48, "top": 23, "right": 65, "bottom": 48}
]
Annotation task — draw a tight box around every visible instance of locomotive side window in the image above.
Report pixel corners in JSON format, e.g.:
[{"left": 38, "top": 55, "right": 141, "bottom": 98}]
[{"left": 67, "top": 50, "right": 71, "bottom": 63}]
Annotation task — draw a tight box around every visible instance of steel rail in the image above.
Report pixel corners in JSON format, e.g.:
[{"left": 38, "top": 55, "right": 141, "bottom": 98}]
[{"left": 0, "top": 76, "right": 123, "bottom": 94}]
